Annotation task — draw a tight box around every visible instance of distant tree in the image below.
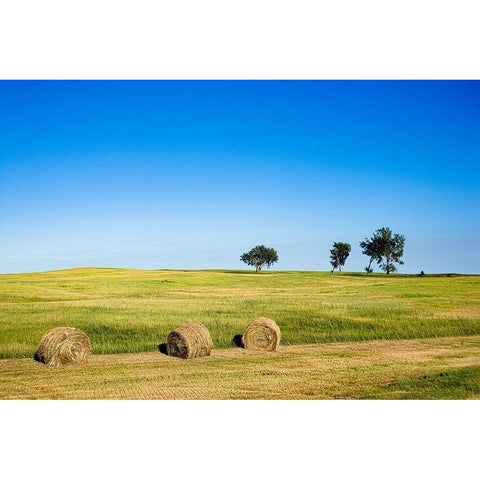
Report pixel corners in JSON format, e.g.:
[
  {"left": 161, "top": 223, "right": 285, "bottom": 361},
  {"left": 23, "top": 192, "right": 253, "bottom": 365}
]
[
  {"left": 240, "top": 245, "right": 278, "bottom": 273},
  {"left": 359, "top": 234, "right": 383, "bottom": 274},
  {"left": 329, "top": 242, "right": 351, "bottom": 274},
  {"left": 368, "top": 227, "right": 406, "bottom": 274}
]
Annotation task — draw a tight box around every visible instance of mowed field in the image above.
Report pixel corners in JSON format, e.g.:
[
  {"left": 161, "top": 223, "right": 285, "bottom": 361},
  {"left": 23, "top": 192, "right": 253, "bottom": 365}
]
[{"left": 1, "top": 268, "right": 479, "bottom": 399}]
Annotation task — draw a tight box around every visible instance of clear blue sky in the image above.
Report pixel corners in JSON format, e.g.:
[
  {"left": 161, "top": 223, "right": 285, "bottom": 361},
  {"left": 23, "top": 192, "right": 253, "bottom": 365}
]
[{"left": 1, "top": 81, "right": 479, "bottom": 274}]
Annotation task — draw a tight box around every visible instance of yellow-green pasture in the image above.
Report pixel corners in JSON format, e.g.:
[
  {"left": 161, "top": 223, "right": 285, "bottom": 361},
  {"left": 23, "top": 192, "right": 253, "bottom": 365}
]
[{"left": 1, "top": 268, "right": 479, "bottom": 359}]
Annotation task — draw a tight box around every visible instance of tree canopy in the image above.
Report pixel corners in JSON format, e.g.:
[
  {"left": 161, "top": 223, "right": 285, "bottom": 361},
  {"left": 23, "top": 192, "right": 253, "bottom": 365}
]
[
  {"left": 330, "top": 242, "right": 351, "bottom": 274},
  {"left": 361, "top": 227, "right": 405, "bottom": 274},
  {"left": 240, "top": 245, "right": 279, "bottom": 273},
  {"left": 359, "top": 235, "right": 383, "bottom": 274}
]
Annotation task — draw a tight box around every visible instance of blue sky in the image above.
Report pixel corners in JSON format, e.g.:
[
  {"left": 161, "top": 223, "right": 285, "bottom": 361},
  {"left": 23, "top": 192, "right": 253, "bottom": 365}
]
[{"left": 0, "top": 80, "right": 479, "bottom": 273}]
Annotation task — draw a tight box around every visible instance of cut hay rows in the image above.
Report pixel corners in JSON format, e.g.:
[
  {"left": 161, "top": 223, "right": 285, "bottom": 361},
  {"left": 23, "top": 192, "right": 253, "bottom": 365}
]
[
  {"left": 243, "top": 317, "right": 281, "bottom": 351},
  {"left": 166, "top": 322, "right": 213, "bottom": 359},
  {"left": 35, "top": 327, "right": 91, "bottom": 367}
]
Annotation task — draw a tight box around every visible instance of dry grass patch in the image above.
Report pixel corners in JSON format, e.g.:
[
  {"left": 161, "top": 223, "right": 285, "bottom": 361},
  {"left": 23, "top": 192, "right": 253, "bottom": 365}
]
[{"left": 1, "top": 336, "right": 478, "bottom": 399}]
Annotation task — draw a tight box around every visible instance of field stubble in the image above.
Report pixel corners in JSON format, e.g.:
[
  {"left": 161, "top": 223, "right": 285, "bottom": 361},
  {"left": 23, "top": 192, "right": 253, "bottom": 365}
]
[{"left": 0, "top": 336, "right": 478, "bottom": 399}]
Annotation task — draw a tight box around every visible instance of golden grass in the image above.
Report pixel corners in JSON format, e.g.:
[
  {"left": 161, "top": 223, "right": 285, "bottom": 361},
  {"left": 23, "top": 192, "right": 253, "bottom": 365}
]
[{"left": 1, "top": 336, "right": 478, "bottom": 399}]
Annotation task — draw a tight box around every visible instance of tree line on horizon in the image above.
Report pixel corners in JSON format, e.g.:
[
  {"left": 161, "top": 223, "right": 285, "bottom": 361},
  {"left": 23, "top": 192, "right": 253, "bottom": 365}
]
[{"left": 240, "top": 227, "right": 406, "bottom": 274}]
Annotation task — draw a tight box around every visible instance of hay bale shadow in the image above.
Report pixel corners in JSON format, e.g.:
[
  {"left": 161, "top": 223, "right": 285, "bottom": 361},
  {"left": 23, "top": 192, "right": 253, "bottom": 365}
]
[
  {"left": 157, "top": 343, "right": 168, "bottom": 355},
  {"left": 33, "top": 351, "right": 42, "bottom": 363},
  {"left": 232, "top": 334, "right": 244, "bottom": 348}
]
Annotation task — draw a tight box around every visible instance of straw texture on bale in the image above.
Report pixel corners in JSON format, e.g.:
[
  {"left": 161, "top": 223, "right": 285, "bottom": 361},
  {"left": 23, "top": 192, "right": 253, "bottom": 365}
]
[
  {"left": 242, "top": 317, "right": 281, "bottom": 351},
  {"left": 35, "top": 327, "right": 91, "bottom": 367},
  {"left": 166, "top": 322, "right": 213, "bottom": 359}
]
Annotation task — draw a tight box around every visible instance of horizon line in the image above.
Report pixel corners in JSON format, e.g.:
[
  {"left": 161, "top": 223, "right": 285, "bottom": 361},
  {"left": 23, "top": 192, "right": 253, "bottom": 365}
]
[{"left": 0, "top": 266, "right": 477, "bottom": 276}]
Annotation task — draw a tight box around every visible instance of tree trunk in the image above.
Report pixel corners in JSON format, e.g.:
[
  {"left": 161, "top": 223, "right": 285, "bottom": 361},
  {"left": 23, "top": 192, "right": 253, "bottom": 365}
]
[{"left": 386, "top": 257, "right": 390, "bottom": 274}]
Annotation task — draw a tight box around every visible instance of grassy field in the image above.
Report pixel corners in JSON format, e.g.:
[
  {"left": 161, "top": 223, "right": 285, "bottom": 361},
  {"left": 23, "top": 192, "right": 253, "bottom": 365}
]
[
  {"left": 0, "top": 268, "right": 479, "bottom": 399},
  {"left": 1, "top": 268, "right": 479, "bottom": 358},
  {"left": 1, "top": 336, "right": 478, "bottom": 399}
]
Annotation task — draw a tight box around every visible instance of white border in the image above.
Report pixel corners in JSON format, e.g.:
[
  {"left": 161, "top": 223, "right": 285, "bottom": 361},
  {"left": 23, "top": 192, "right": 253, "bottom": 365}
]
[
  {"left": 0, "top": 400, "right": 478, "bottom": 479},
  {"left": 1, "top": 0, "right": 479, "bottom": 79}
]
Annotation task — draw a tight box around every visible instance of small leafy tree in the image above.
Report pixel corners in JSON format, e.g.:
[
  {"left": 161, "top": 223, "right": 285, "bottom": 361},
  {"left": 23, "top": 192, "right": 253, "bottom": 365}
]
[
  {"left": 366, "top": 227, "right": 406, "bottom": 274},
  {"left": 329, "top": 242, "right": 351, "bottom": 274},
  {"left": 240, "top": 245, "right": 279, "bottom": 273},
  {"left": 359, "top": 235, "right": 383, "bottom": 274}
]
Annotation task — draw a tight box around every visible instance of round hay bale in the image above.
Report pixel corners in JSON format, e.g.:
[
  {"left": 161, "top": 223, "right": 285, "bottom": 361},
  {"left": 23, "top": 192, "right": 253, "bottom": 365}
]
[
  {"left": 35, "top": 327, "right": 91, "bottom": 367},
  {"left": 166, "top": 322, "right": 213, "bottom": 359},
  {"left": 242, "top": 317, "right": 281, "bottom": 351}
]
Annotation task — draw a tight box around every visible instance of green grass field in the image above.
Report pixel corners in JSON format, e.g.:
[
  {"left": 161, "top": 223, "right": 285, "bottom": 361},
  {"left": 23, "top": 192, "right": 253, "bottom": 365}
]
[
  {"left": 0, "top": 268, "right": 479, "bottom": 399},
  {"left": 1, "top": 268, "right": 479, "bottom": 358}
]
